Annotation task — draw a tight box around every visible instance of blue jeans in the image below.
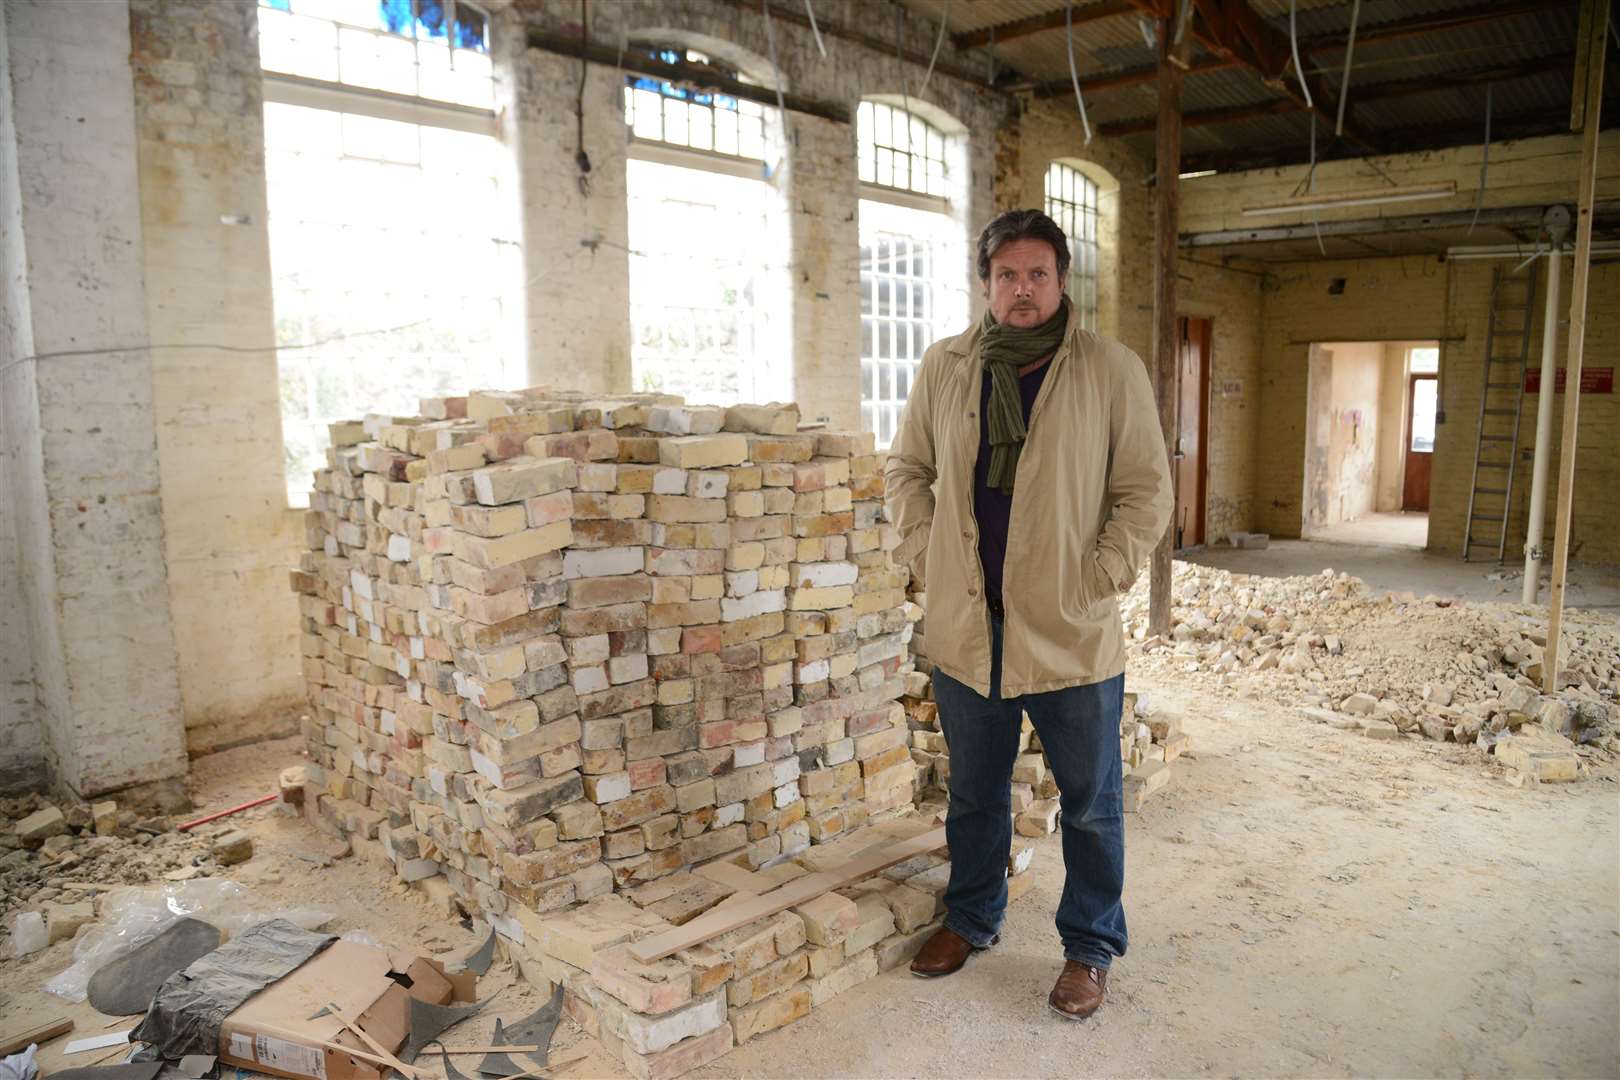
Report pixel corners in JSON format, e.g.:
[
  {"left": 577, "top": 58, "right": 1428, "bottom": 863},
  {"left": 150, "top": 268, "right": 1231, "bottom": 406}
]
[{"left": 932, "top": 617, "right": 1127, "bottom": 969}]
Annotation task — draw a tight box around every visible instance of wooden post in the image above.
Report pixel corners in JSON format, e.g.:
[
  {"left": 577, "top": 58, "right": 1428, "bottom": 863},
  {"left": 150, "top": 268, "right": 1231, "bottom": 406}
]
[
  {"left": 1148, "top": 6, "right": 1183, "bottom": 640},
  {"left": 1542, "top": 0, "right": 1607, "bottom": 693}
]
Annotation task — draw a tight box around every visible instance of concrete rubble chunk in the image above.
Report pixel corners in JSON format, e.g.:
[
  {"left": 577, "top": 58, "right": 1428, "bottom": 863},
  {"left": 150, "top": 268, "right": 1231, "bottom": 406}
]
[{"left": 17, "top": 806, "right": 68, "bottom": 845}]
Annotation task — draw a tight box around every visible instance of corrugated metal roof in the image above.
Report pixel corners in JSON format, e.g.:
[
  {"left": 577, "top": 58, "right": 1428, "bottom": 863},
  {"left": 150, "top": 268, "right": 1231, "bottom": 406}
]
[{"left": 894, "top": 0, "right": 1587, "bottom": 170}]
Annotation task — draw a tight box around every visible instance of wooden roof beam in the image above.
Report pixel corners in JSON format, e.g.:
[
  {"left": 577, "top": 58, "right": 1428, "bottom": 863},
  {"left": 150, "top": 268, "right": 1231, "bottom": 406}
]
[
  {"left": 953, "top": 1, "right": 1134, "bottom": 51},
  {"left": 1103, "top": 56, "right": 1570, "bottom": 136},
  {"left": 1301, "top": 0, "right": 1578, "bottom": 54},
  {"left": 1123, "top": 0, "right": 1376, "bottom": 150}
]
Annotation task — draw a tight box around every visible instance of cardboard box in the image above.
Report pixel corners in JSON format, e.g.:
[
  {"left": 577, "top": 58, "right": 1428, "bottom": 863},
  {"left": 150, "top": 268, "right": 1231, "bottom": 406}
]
[{"left": 217, "top": 939, "right": 477, "bottom": 1080}]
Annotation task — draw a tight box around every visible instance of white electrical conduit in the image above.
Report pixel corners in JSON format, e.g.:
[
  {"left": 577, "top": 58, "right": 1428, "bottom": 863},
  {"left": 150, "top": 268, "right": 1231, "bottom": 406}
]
[
  {"left": 803, "top": 0, "right": 826, "bottom": 58},
  {"left": 1468, "top": 83, "right": 1493, "bottom": 236},
  {"left": 1308, "top": 114, "right": 1326, "bottom": 256},
  {"left": 1289, "top": 0, "right": 1313, "bottom": 109},
  {"left": 1334, "top": 0, "right": 1360, "bottom": 136},
  {"left": 1524, "top": 249, "right": 1561, "bottom": 605},
  {"left": 1066, "top": 0, "right": 1094, "bottom": 145}
]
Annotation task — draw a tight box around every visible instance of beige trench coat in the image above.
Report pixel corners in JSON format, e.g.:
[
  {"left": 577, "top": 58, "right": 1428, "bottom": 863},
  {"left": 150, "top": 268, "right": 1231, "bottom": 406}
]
[{"left": 883, "top": 306, "right": 1174, "bottom": 698}]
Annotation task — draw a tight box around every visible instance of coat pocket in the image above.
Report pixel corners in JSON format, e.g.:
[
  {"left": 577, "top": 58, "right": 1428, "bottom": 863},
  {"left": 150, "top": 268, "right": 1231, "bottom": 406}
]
[{"left": 893, "top": 520, "right": 932, "bottom": 587}]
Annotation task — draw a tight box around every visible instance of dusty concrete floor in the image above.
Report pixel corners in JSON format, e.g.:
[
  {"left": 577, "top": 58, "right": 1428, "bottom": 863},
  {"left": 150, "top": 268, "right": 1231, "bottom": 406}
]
[
  {"left": 4, "top": 681, "right": 1617, "bottom": 1079},
  {"left": 1305, "top": 511, "right": 1430, "bottom": 549},
  {"left": 1188, "top": 539, "right": 1620, "bottom": 611}
]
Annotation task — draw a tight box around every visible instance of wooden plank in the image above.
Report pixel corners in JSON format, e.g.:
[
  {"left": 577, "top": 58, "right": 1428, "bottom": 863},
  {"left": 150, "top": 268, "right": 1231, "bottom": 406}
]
[
  {"left": 1542, "top": 0, "right": 1608, "bottom": 693},
  {"left": 628, "top": 826, "right": 947, "bottom": 963},
  {"left": 324, "top": 1001, "right": 420, "bottom": 1080},
  {"left": 64, "top": 1031, "right": 133, "bottom": 1055},
  {"left": 953, "top": 1, "right": 1133, "bottom": 50},
  {"left": 1148, "top": 7, "right": 1183, "bottom": 641},
  {"left": 0, "top": 1017, "right": 74, "bottom": 1057},
  {"left": 526, "top": 29, "right": 850, "bottom": 126}
]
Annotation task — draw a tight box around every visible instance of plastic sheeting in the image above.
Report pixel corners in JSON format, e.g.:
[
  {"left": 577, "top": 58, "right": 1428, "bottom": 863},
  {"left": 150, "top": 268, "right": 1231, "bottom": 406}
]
[{"left": 131, "top": 920, "right": 335, "bottom": 1062}]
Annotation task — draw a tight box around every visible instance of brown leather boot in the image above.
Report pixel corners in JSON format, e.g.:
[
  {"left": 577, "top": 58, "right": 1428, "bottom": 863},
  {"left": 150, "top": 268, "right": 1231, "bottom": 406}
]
[
  {"left": 909, "top": 926, "right": 978, "bottom": 978},
  {"left": 1048, "top": 960, "right": 1107, "bottom": 1020}
]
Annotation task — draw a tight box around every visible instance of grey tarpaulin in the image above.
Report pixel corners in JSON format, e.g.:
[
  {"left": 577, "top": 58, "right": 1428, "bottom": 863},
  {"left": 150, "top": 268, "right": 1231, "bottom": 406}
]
[{"left": 131, "top": 920, "right": 335, "bottom": 1062}]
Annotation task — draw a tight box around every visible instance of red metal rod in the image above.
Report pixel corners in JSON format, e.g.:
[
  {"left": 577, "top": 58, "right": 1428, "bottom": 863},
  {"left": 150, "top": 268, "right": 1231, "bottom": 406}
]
[{"left": 176, "top": 792, "right": 277, "bottom": 832}]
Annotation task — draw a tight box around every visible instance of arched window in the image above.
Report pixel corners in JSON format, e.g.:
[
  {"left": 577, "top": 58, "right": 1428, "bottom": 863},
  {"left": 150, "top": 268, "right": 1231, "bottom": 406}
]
[
  {"left": 620, "top": 46, "right": 788, "bottom": 406},
  {"left": 256, "top": 0, "right": 518, "bottom": 506},
  {"left": 622, "top": 48, "right": 768, "bottom": 161},
  {"left": 1045, "top": 162, "right": 1099, "bottom": 331},
  {"left": 857, "top": 100, "right": 966, "bottom": 449}
]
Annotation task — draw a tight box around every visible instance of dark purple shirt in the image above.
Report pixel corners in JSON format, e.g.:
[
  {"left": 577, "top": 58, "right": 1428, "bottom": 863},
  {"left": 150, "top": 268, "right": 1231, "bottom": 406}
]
[{"left": 973, "top": 358, "right": 1052, "bottom": 611}]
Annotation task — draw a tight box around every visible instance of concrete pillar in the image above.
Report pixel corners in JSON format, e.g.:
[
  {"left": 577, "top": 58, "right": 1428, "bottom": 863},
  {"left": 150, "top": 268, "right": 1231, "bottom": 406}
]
[
  {"left": 0, "top": 0, "right": 188, "bottom": 800},
  {"left": 788, "top": 114, "right": 861, "bottom": 431},
  {"left": 129, "top": 0, "right": 304, "bottom": 754},
  {"left": 499, "top": 15, "right": 632, "bottom": 395}
]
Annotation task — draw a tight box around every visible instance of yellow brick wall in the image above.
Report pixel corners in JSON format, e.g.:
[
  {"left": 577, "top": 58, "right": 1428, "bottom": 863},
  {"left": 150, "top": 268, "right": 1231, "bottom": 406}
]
[
  {"left": 1241, "top": 254, "right": 1620, "bottom": 564},
  {"left": 1430, "top": 258, "right": 1620, "bottom": 564}
]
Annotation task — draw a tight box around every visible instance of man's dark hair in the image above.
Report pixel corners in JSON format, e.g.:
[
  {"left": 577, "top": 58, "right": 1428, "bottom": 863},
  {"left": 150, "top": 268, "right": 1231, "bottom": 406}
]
[{"left": 975, "top": 209, "right": 1071, "bottom": 284}]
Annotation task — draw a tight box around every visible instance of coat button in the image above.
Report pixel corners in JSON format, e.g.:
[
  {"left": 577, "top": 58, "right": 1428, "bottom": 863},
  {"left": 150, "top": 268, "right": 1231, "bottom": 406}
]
[
  {"left": 962, "top": 530, "right": 972, "bottom": 540},
  {"left": 968, "top": 411, "right": 976, "bottom": 419},
  {"left": 967, "top": 587, "right": 978, "bottom": 597}
]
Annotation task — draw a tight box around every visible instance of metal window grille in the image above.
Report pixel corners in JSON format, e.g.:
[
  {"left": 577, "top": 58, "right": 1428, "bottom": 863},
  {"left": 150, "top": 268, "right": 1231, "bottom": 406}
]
[
  {"left": 860, "top": 212, "right": 966, "bottom": 450},
  {"left": 857, "top": 101, "right": 948, "bottom": 198},
  {"left": 257, "top": 0, "right": 493, "bottom": 108},
  {"left": 1045, "top": 162, "right": 1099, "bottom": 331},
  {"left": 623, "top": 50, "right": 768, "bottom": 161}
]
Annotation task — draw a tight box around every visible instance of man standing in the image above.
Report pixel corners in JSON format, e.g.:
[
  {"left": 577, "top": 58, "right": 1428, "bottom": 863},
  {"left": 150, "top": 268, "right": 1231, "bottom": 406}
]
[{"left": 884, "top": 208, "right": 1173, "bottom": 1020}]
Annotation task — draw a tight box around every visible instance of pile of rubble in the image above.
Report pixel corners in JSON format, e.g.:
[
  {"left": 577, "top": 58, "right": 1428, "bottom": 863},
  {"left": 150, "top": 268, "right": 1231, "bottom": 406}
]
[
  {"left": 1121, "top": 562, "right": 1619, "bottom": 779},
  {"left": 288, "top": 389, "right": 977, "bottom": 1076},
  {"left": 1, "top": 795, "right": 264, "bottom": 956}
]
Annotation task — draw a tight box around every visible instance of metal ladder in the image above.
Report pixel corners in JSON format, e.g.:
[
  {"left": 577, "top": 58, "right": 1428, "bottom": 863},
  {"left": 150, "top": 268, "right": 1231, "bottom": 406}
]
[{"left": 1463, "top": 262, "right": 1540, "bottom": 562}]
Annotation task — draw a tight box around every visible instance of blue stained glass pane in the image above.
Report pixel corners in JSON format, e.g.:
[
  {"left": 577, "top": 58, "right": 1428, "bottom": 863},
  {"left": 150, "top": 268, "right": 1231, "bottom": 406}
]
[
  {"left": 631, "top": 76, "right": 660, "bottom": 92},
  {"left": 659, "top": 81, "right": 688, "bottom": 100},
  {"left": 453, "top": 5, "right": 486, "bottom": 50},
  {"left": 417, "top": 0, "right": 447, "bottom": 40},
  {"left": 377, "top": 0, "right": 411, "bottom": 34},
  {"left": 714, "top": 94, "right": 737, "bottom": 111},
  {"left": 693, "top": 92, "right": 713, "bottom": 105},
  {"left": 656, "top": 48, "right": 680, "bottom": 64},
  {"left": 263, "top": 0, "right": 291, "bottom": 10}
]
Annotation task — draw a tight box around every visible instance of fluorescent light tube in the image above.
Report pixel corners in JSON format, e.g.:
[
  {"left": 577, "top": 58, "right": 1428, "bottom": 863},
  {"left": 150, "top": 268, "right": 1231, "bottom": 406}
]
[{"left": 1241, "top": 181, "right": 1456, "bottom": 216}]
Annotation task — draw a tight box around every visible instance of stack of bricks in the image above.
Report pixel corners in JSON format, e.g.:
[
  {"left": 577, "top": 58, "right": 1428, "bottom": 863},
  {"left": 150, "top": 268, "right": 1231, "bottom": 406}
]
[
  {"left": 524, "top": 815, "right": 956, "bottom": 1079},
  {"left": 287, "top": 388, "right": 945, "bottom": 1035},
  {"left": 902, "top": 676, "right": 1187, "bottom": 816}
]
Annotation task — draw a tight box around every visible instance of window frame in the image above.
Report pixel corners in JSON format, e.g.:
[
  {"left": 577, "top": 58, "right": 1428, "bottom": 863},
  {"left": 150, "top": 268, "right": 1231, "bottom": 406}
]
[
  {"left": 257, "top": 0, "right": 495, "bottom": 112},
  {"left": 1044, "top": 161, "right": 1100, "bottom": 331},
  {"left": 857, "top": 100, "right": 950, "bottom": 206},
  {"left": 255, "top": 1, "right": 515, "bottom": 508}
]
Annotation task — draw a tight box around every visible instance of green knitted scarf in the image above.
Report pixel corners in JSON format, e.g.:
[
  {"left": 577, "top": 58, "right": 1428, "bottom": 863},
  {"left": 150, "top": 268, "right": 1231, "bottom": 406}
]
[{"left": 979, "top": 297, "right": 1070, "bottom": 495}]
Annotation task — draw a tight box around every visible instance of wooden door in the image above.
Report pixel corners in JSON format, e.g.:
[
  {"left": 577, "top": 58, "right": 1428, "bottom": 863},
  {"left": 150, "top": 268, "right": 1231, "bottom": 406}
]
[
  {"left": 1402, "top": 374, "right": 1436, "bottom": 511},
  {"left": 1174, "top": 316, "right": 1210, "bottom": 549}
]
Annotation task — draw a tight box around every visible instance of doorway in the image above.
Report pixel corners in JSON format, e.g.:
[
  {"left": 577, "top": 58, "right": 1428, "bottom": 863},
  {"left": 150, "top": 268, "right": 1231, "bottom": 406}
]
[
  {"left": 1173, "top": 315, "right": 1210, "bottom": 550},
  {"left": 1302, "top": 341, "right": 1435, "bottom": 549},
  {"left": 1403, "top": 371, "right": 1437, "bottom": 510}
]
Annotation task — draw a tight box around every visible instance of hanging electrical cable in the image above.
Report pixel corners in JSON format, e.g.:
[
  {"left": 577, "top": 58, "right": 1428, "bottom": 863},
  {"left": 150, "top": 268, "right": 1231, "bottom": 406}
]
[
  {"left": 1288, "top": 0, "right": 1313, "bottom": 110},
  {"left": 1309, "top": 113, "right": 1326, "bottom": 257},
  {"left": 1171, "top": 0, "right": 1193, "bottom": 50},
  {"left": 803, "top": 0, "right": 827, "bottom": 58},
  {"left": 985, "top": 24, "right": 996, "bottom": 86},
  {"left": 761, "top": 0, "right": 790, "bottom": 143},
  {"left": 914, "top": 0, "right": 950, "bottom": 104},
  {"left": 574, "top": 0, "right": 592, "bottom": 196},
  {"left": 1065, "top": 0, "right": 1093, "bottom": 145},
  {"left": 1333, "top": 0, "right": 1360, "bottom": 136},
  {"left": 1467, "top": 83, "right": 1493, "bottom": 236}
]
